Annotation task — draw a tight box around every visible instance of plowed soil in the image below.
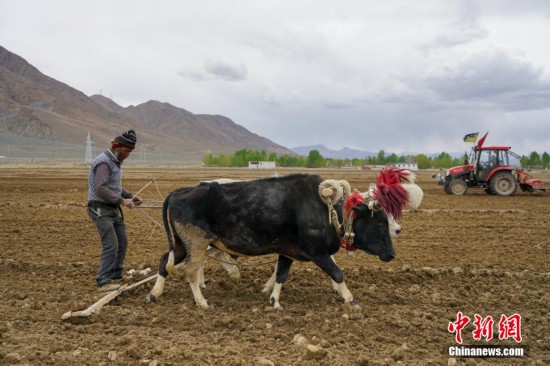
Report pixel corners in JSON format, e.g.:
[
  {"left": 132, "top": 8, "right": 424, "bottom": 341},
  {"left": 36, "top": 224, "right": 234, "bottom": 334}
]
[{"left": 0, "top": 165, "right": 548, "bottom": 365}]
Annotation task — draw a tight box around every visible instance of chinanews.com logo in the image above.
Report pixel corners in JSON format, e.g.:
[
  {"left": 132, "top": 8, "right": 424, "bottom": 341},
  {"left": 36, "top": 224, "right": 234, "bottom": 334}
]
[{"left": 447, "top": 312, "right": 525, "bottom": 358}]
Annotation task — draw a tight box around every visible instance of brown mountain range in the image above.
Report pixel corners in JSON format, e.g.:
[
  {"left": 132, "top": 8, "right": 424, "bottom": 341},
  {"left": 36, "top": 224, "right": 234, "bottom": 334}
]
[{"left": 0, "top": 45, "right": 293, "bottom": 160}]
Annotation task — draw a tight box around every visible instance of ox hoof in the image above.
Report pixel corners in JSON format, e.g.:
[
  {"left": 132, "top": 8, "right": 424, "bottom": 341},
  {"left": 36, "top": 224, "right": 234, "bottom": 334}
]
[
  {"left": 196, "top": 300, "right": 210, "bottom": 309},
  {"left": 145, "top": 294, "right": 156, "bottom": 303},
  {"left": 270, "top": 297, "right": 283, "bottom": 310},
  {"left": 349, "top": 299, "right": 362, "bottom": 311},
  {"left": 342, "top": 299, "right": 361, "bottom": 311},
  {"left": 229, "top": 272, "right": 241, "bottom": 282}
]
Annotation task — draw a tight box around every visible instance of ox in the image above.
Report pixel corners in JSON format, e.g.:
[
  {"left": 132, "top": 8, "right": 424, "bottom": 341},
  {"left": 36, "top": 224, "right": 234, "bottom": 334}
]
[
  {"left": 146, "top": 170, "right": 407, "bottom": 309},
  {"left": 193, "top": 177, "right": 403, "bottom": 296}
]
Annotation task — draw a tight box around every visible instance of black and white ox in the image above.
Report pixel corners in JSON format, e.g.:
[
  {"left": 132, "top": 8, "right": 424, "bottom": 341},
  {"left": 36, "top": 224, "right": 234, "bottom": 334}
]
[{"left": 146, "top": 169, "right": 408, "bottom": 309}]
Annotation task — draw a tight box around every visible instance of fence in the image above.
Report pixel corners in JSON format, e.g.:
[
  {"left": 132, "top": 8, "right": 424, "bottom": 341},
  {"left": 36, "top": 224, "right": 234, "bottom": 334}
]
[{"left": 0, "top": 144, "right": 205, "bottom": 165}]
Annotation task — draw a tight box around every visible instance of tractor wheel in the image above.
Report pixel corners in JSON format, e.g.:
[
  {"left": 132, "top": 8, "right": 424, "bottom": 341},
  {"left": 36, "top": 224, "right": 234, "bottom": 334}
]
[
  {"left": 489, "top": 172, "right": 518, "bottom": 196},
  {"left": 485, "top": 187, "right": 496, "bottom": 195},
  {"left": 449, "top": 179, "right": 468, "bottom": 195}
]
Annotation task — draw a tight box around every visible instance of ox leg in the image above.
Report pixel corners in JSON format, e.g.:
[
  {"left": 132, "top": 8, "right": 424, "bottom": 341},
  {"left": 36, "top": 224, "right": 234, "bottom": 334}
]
[
  {"left": 211, "top": 249, "right": 240, "bottom": 282},
  {"left": 197, "top": 248, "right": 240, "bottom": 289},
  {"left": 269, "top": 255, "right": 293, "bottom": 310},
  {"left": 146, "top": 244, "right": 187, "bottom": 303},
  {"left": 185, "top": 247, "right": 210, "bottom": 309},
  {"left": 314, "top": 254, "right": 360, "bottom": 309},
  {"left": 176, "top": 227, "right": 211, "bottom": 309},
  {"left": 262, "top": 262, "right": 278, "bottom": 293},
  {"left": 197, "top": 263, "right": 206, "bottom": 288},
  {"left": 330, "top": 255, "right": 340, "bottom": 294}
]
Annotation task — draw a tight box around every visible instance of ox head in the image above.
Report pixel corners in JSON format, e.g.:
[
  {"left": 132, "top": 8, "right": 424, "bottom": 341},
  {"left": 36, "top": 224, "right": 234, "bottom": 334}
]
[{"left": 343, "top": 168, "right": 408, "bottom": 262}]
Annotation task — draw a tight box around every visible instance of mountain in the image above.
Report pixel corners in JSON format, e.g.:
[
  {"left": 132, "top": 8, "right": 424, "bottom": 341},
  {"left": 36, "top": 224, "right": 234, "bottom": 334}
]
[
  {"left": 0, "top": 46, "right": 293, "bottom": 160},
  {"left": 90, "top": 94, "right": 124, "bottom": 113},
  {"left": 292, "top": 144, "right": 467, "bottom": 160},
  {"left": 114, "top": 100, "right": 286, "bottom": 154},
  {"left": 291, "top": 144, "right": 377, "bottom": 159}
]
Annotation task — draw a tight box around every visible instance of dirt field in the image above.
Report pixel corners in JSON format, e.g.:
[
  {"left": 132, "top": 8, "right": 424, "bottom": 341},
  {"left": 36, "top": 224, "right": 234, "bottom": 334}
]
[{"left": 0, "top": 164, "right": 548, "bottom": 365}]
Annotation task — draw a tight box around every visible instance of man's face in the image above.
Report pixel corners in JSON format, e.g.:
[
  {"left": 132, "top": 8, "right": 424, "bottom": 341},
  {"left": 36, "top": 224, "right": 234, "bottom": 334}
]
[{"left": 117, "top": 146, "right": 133, "bottom": 161}]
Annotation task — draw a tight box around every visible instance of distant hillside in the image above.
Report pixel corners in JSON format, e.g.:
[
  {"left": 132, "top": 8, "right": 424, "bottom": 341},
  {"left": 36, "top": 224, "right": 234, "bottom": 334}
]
[
  {"left": 292, "top": 144, "right": 465, "bottom": 160},
  {"left": 0, "top": 46, "right": 293, "bottom": 161},
  {"left": 90, "top": 94, "right": 124, "bottom": 113},
  {"left": 292, "top": 144, "right": 377, "bottom": 159},
  {"left": 116, "top": 100, "right": 289, "bottom": 154}
]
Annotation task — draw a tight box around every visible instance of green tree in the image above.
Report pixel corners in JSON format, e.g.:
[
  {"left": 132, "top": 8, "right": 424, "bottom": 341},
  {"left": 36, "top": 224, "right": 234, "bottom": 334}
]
[
  {"left": 451, "top": 157, "right": 463, "bottom": 167},
  {"left": 218, "top": 154, "right": 231, "bottom": 167},
  {"left": 462, "top": 153, "right": 469, "bottom": 165},
  {"left": 387, "top": 153, "right": 399, "bottom": 164},
  {"left": 542, "top": 152, "right": 550, "bottom": 168},
  {"left": 306, "top": 150, "right": 325, "bottom": 168},
  {"left": 528, "top": 151, "right": 541, "bottom": 167},
  {"left": 434, "top": 152, "right": 453, "bottom": 168},
  {"left": 377, "top": 149, "right": 385, "bottom": 165},
  {"left": 520, "top": 155, "right": 529, "bottom": 168},
  {"left": 202, "top": 152, "right": 214, "bottom": 166},
  {"left": 367, "top": 156, "right": 377, "bottom": 165},
  {"left": 415, "top": 154, "right": 432, "bottom": 169},
  {"left": 231, "top": 149, "right": 248, "bottom": 167},
  {"left": 351, "top": 158, "right": 363, "bottom": 167}
]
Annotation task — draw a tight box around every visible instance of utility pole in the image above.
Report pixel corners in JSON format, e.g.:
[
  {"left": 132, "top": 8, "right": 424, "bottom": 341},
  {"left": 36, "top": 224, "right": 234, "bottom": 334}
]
[{"left": 85, "top": 132, "right": 94, "bottom": 163}]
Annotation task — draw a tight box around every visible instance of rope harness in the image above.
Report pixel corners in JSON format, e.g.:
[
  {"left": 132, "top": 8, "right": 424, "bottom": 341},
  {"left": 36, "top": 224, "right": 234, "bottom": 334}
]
[
  {"left": 318, "top": 180, "right": 380, "bottom": 254},
  {"left": 318, "top": 179, "right": 351, "bottom": 232}
]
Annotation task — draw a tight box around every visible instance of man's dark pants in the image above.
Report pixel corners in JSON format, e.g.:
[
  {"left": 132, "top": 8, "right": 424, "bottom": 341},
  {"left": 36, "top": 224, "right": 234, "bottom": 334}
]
[{"left": 88, "top": 205, "right": 128, "bottom": 287}]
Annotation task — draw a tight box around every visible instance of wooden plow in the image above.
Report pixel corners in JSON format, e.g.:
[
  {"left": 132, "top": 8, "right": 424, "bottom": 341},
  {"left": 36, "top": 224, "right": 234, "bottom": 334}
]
[{"left": 61, "top": 263, "right": 184, "bottom": 320}]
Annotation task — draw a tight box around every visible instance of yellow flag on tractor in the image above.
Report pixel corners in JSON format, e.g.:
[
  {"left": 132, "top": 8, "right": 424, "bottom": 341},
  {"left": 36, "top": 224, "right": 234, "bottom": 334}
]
[{"left": 463, "top": 132, "right": 479, "bottom": 143}]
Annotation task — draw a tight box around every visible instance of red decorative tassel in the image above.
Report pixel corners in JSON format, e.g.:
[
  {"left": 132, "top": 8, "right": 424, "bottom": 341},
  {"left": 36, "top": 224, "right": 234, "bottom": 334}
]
[
  {"left": 343, "top": 190, "right": 365, "bottom": 218},
  {"left": 374, "top": 168, "right": 408, "bottom": 220}
]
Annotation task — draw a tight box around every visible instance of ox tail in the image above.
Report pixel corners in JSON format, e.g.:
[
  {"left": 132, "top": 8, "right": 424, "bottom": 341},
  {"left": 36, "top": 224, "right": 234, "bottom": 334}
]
[{"left": 163, "top": 192, "right": 177, "bottom": 276}]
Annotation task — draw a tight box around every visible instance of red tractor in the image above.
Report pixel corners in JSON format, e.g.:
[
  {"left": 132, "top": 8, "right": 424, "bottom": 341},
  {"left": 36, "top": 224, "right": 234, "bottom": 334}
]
[{"left": 437, "top": 144, "right": 546, "bottom": 196}]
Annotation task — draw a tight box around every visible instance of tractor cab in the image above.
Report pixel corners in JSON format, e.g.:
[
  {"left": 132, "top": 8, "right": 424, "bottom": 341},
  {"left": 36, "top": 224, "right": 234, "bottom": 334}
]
[{"left": 473, "top": 146, "right": 515, "bottom": 183}]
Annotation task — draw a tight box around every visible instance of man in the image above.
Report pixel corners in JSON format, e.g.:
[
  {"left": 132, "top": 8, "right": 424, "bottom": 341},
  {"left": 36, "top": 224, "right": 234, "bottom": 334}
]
[{"left": 87, "top": 130, "right": 142, "bottom": 292}]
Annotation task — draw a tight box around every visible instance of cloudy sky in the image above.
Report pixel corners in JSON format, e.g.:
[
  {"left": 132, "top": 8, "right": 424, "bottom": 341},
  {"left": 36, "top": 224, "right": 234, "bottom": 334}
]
[{"left": 2, "top": 0, "right": 550, "bottom": 155}]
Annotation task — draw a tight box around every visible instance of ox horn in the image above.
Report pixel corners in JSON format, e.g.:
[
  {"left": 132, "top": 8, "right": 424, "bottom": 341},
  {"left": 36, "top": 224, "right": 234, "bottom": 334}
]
[{"left": 321, "top": 187, "right": 334, "bottom": 197}]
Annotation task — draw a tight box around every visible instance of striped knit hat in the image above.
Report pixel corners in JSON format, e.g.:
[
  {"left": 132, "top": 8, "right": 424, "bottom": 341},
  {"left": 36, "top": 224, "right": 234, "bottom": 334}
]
[{"left": 113, "top": 129, "right": 137, "bottom": 149}]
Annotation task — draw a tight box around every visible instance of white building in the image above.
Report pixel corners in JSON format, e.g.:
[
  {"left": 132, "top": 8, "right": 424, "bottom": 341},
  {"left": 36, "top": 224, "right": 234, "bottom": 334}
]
[
  {"left": 391, "top": 163, "right": 418, "bottom": 170},
  {"left": 248, "top": 161, "right": 276, "bottom": 169}
]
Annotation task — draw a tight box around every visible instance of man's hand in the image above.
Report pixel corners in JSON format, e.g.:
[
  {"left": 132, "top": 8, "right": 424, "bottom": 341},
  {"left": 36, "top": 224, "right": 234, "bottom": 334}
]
[
  {"left": 131, "top": 195, "right": 143, "bottom": 206},
  {"left": 121, "top": 198, "right": 136, "bottom": 208}
]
